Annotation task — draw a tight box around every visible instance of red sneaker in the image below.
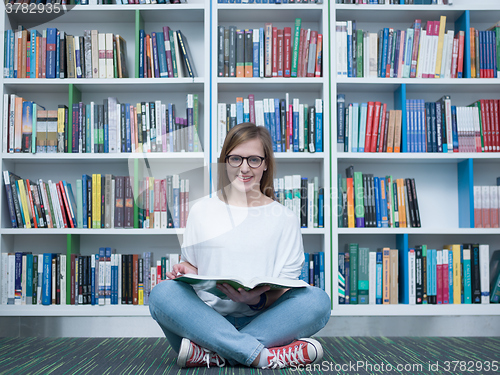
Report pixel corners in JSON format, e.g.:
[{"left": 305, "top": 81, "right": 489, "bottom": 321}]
[
  {"left": 263, "top": 338, "right": 323, "bottom": 369},
  {"left": 177, "top": 338, "right": 226, "bottom": 368}
]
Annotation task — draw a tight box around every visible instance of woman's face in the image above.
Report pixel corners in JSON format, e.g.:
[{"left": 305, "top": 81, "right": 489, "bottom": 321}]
[{"left": 226, "top": 138, "right": 267, "bottom": 196}]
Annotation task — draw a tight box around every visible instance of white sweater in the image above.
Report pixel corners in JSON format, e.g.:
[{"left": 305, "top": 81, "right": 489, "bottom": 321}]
[{"left": 181, "top": 196, "right": 304, "bottom": 317}]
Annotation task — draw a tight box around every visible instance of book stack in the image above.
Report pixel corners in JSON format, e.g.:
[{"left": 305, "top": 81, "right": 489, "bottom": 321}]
[
  {"left": 338, "top": 167, "right": 421, "bottom": 228},
  {"left": 338, "top": 94, "right": 500, "bottom": 154},
  {"left": 2, "top": 94, "right": 201, "bottom": 154},
  {"left": 336, "top": 17, "right": 464, "bottom": 79},
  {"left": 137, "top": 175, "right": 189, "bottom": 229},
  {"left": 2, "top": 171, "right": 190, "bottom": 230},
  {"left": 339, "top": 243, "right": 494, "bottom": 305},
  {"left": 217, "top": 18, "right": 322, "bottom": 78},
  {"left": 473, "top": 181, "right": 500, "bottom": 229},
  {"left": 299, "top": 252, "right": 325, "bottom": 291},
  {"left": 218, "top": 95, "right": 323, "bottom": 153},
  {"left": 337, "top": 95, "right": 403, "bottom": 153},
  {"left": 400, "top": 244, "right": 493, "bottom": 305},
  {"left": 4, "top": 27, "right": 128, "bottom": 79},
  {"left": 3, "top": 171, "right": 79, "bottom": 229},
  {"left": 406, "top": 98, "right": 500, "bottom": 153},
  {"left": 0, "top": 252, "right": 67, "bottom": 305},
  {"left": 153, "top": 254, "right": 182, "bottom": 285},
  {"left": 0, "top": 250, "right": 181, "bottom": 306},
  {"left": 469, "top": 23, "right": 500, "bottom": 79},
  {"left": 274, "top": 175, "right": 324, "bottom": 229},
  {"left": 138, "top": 27, "right": 196, "bottom": 78},
  {"left": 339, "top": 245, "right": 400, "bottom": 304}
]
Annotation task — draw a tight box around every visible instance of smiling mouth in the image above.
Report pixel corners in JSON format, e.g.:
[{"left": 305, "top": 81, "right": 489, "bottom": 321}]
[{"left": 237, "top": 176, "right": 252, "bottom": 182}]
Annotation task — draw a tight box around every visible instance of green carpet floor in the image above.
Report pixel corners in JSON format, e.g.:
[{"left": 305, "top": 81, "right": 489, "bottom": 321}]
[{"left": 0, "top": 337, "right": 499, "bottom": 375}]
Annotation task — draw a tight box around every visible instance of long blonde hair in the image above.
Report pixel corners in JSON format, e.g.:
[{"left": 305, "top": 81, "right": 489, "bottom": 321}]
[{"left": 218, "top": 123, "right": 276, "bottom": 202}]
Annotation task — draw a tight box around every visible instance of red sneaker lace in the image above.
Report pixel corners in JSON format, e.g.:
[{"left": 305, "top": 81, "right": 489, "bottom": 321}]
[
  {"left": 188, "top": 343, "right": 225, "bottom": 368},
  {"left": 264, "top": 342, "right": 309, "bottom": 369}
]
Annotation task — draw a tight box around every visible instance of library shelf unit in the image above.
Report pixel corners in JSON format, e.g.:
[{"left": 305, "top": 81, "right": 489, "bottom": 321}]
[
  {"left": 1, "top": 0, "right": 499, "bottom": 327},
  {"left": 331, "top": 0, "right": 500, "bottom": 316},
  {"left": 0, "top": 0, "right": 211, "bottom": 317},
  {"left": 211, "top": 1, "right": 332, "bottom": 306}
]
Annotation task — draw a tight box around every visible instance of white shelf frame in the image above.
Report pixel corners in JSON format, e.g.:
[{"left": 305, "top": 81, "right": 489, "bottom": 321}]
[
  {"left": 1, "top": 0, "right": 499, "bottom": 320},
  {"left": 329, "top": 1, "right": 500, "bottom": 316}
]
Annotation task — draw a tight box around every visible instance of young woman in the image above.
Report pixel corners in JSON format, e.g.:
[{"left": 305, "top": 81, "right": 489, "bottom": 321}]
[{"left": 149, "top": 122, "right": 331, "bottom": 369}]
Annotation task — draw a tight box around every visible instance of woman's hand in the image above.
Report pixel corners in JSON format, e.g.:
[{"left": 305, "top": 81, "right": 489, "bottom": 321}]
[
  {"left": 216, "top": 283, "right": 271, "bottom": 305},
  {"left": 166, "top": 262, "right": 198, "bottom": 280}
]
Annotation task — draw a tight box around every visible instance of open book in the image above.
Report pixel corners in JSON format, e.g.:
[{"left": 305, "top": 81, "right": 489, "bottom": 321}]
[{"left": 174, "top": 274, "right": 309, "bottom": 300}]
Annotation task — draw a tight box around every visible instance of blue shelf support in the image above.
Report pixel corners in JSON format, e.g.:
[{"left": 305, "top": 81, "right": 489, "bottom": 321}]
[{"left": 457, "top": 158, "right": 474, "bottom": 228}]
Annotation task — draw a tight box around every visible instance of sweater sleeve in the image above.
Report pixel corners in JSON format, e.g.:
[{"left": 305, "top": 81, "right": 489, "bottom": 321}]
[{"left": 276, "top": 213, "right": 304, "bottom": 280}]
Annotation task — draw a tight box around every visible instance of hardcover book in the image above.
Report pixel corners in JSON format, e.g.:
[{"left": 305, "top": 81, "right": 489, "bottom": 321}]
[{"left": 174, "top": 274, "right": 308, "bottom": 300}]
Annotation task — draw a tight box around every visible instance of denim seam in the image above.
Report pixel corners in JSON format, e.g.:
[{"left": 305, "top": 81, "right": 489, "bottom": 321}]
[{"left": 245, "top": 342, "right": 264, "bottom": 367}]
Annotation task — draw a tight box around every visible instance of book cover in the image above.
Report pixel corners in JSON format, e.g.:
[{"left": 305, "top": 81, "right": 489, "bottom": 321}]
[
  {"left": 245, "top": 29, "right": 254, "bottom": 77},
  {"left": 174, "top": 274, "right": 308, "bottom": 300},
  {"left": 348, "top": 243, "right": 358, "bottom": 304},
  {"left": 357, "top": 247, "right": 369, "bottom": 304},
  {"left": 235, "top": 29, "right": 245, "bottom": 78},
  {"left": 290, "top": 18, "right": 301, "bottom": 77},
  {"left": 176, "top": 30, "right": 197, "bottom": 77}
]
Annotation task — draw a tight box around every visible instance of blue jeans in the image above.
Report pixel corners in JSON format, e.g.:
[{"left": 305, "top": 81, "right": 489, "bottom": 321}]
[{"left": 148, "top": 280, "right": 331, "bottom": 366}]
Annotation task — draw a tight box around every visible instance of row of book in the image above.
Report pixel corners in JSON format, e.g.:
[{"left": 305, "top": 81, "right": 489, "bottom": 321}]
[
  {"left": 218, "top": 96, "right": 323, "bottom": 153},
  {"left": 337, "top": 95, "right": 500, "bottom": 154},
  {"left": 336, "top": 17, "right": 467, "bottom": 79},
  {"left": 136, "top": 176, "right": 189, "bottom": 229},
  {"left": 3, "top": 94, "right": 201, "bottom": 154},
  {"left": 217, "top": 20, "right": 323, "bottom": 79},
  {"left": 336, "top": 0, "right": 452, "bottom": 4},
  {"left": 0, "top": 250, "right": 174, "bottom": 306},
  {"left": 339, "top": 244, "right": 500, "bottom": 305},
  {"left": 338, "top": 167, "right": 421, "bottom": 228},
  {"left": 337, "top": 96, "right": 403, "bottom": 153},
  {"left": 470, "top": 26, "right": 500, "bottom": 79},
  {"left": 473, "top": 183, "right": 500, "bottom": 229},
  {"left": 274, "top": 175, "right": 324, "bottom": 229},
  {"left": 6, "top": 0, "right": 187, "bottom": 4},
  {"left": 405, "top": 98, "right": 500, "bottom": 153},
  {"left": 299, "top": 252, "right": 325, "bottom": 291},
  {"left": 114, "top": 0, "right": 184, "bottom": 3},
  {"left": 138, "top": 27, "right": 196, "bottom": 79},
  {"left": 3, "top": 171, "right": 78, "bottom": 230},
  {"left": 218, "top": 0, "right": 324, "bottom": 4},
  {"left": 4, "top": 27, "right": 129, "bottom": 79},
  {"left": 3, "top": 171, "right": 191, "bottom": 229}
]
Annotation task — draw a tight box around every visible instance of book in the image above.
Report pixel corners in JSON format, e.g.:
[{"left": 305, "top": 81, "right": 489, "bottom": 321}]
[
  {"left": 174, "top": 274, "right": 308, "bottom": 300},
  {"left": 176, "top": 31, "right": 197, "bottom": 77}
]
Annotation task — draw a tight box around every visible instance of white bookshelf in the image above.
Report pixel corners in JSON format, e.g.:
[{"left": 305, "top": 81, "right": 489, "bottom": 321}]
[
  {"left": 331, "top": 0, "right": 500, "bottom": 317},
  {"left": 211, "top": 1, "right": 331, "bottom": 305},
  {"left": 1, "top": 0, "right": 499, "bottom": 326},
  {"left": 0, "top": 0, "right": 211, "bottom": 318}
]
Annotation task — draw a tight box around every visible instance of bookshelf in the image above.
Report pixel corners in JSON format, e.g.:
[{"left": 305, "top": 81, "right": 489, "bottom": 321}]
[
  {"left": 332, "top": 0, "right": 500, "bottom": 316},
  {"left": 1, "top": 0, "right": 499, "bottom": 331},
  {"left": 0, "top": 0, "right": 211, "bottom": 317},
  {"left": 212, "top": 1, "right": 331, "bottom": 299}
]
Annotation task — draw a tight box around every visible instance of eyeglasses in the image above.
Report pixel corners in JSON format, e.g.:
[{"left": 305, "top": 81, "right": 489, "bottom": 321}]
[{"left": 226, "top": 155, "right": 266, "bottom": 169}]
